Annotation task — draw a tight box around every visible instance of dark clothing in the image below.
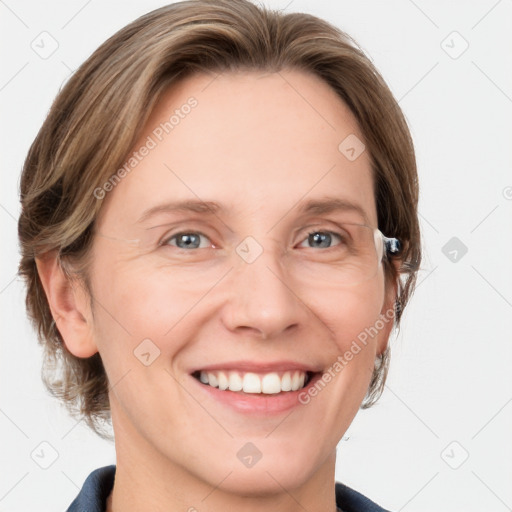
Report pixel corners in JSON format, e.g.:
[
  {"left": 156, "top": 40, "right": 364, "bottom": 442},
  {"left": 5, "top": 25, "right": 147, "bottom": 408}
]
[{"left": 67, "top": 465, "right": 391, "bottom": 512}]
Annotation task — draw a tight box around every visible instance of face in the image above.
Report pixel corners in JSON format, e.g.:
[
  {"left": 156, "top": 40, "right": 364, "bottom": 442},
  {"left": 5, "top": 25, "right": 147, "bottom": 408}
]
[{"left": 82, "top": 69, "right": 395, "bottom": 494}]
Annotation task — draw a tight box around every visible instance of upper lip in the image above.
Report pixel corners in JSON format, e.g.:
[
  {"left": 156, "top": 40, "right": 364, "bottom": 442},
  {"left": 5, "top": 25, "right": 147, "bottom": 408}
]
[{"left": 190, "top": 360, "right": 323, "bottom": 374}]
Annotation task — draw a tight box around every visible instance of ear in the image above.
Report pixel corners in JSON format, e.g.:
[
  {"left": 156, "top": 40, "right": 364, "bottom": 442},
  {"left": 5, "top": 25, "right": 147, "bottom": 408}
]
[
  {"left": 376, "top": 259, "right": 400, "bottom": 356},
  {"left": 35, "top": 251, "right": 98, "bottom": 358}
]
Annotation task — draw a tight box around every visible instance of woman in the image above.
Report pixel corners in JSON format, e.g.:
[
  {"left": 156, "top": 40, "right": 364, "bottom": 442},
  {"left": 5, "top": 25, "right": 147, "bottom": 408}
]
[{"left": 17, "top": 1, "right": 420, "bottom": 510}]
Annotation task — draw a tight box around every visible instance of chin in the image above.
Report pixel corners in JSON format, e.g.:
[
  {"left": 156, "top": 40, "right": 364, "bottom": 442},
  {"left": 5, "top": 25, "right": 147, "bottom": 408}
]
[{"left": 195, "top": 441, "right": 326, "bottom": 497}]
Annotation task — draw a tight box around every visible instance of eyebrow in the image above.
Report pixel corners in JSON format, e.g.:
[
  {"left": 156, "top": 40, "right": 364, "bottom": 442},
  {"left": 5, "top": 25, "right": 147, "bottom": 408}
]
[
  {"left": 137, "top": 200, "right": 221, "bottom": 224},
  {"left": 136, "top": 197, "right": 370, "bottom": 225}
]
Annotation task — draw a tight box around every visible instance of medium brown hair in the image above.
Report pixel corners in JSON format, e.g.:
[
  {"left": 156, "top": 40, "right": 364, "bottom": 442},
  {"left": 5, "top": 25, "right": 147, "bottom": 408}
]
[{"left": 18, "top": 0, "right": 421, "bottom": 437}]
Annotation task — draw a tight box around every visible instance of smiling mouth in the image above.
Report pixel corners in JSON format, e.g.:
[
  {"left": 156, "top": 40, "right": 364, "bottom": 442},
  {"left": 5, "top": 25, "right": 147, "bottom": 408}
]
[{"left": 192, "top": 370, "right": 316, "bottom": 394}]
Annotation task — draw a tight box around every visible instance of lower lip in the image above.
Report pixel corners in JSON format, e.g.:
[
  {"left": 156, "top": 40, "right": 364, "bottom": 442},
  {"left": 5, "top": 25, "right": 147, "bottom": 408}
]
[{"left": 191, "top": 372, "right": 322, "bottom": 415}]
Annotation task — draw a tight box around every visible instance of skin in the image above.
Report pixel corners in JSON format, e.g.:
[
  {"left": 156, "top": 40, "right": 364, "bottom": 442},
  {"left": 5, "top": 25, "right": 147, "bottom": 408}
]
[{"left": 37, "top": 69, "right": 398, "bottom": 512}]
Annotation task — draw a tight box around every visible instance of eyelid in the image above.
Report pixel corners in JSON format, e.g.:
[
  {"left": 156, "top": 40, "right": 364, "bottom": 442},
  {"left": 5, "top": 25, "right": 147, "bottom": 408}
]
[
  {"left": 296, "top": 221, "right": 351, "bottom": 239},
  {"left": 153, "top": 219, "right": 219, "bottom": 242},
  {"left": 299, "top": 220, "right": 345, "bottom": 230}
]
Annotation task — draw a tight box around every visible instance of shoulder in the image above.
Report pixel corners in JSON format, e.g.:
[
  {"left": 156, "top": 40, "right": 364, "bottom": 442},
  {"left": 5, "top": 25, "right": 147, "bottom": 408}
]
[
  {"left": 335, "top": 481, "right": 392, "bottom": 512},
  {"left": 66, "top": 465, "right": 116, "bottom": 512}
]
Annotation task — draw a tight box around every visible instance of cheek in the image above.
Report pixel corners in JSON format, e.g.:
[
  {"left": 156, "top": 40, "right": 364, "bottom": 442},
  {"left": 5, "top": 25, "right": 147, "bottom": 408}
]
[
  {"left": 301, "top": 273, "right": 386, "bottom": 407},
  {"left": 88, "top": 256, "right": 223, "bottom": 384},
  {"left": 304, "top": 273, "right": 386, "bottom": 352},
  {"left": 90, "top": 254, "right": 188, "bottom": 334}
]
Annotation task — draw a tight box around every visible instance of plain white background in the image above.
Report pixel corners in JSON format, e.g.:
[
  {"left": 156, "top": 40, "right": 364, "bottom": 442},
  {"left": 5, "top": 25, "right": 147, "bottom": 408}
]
[{"left": 1, "top": 1, "right": 511, "bottom": 510}]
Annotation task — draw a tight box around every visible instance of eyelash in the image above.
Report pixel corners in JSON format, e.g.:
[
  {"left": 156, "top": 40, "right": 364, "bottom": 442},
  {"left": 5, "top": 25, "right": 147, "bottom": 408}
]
[{"left": 160, "top": 228, "right": 344, "bottom": 251}]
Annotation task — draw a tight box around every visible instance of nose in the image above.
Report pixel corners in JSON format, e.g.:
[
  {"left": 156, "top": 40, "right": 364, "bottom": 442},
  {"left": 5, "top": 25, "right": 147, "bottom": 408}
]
[{"left": 221, "top": 241, "right": 303, "bottom": 340}]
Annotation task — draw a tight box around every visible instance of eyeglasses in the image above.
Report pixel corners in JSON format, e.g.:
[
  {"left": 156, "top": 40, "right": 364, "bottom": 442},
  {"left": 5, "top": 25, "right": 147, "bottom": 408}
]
[{"left": 95, "top": 223, "right": 400, "bottom": 287}]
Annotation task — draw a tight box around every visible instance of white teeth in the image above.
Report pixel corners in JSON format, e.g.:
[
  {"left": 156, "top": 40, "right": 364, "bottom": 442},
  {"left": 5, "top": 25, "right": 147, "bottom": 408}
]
[
  {"left": 197, "top": 370, "right": 309, "bottom": 394},
  {"left": 291, "top": 371, "right": 300, "bottom": 391},
  {"left": 261, "top": 373, "right": 282, "bottom": 394},
  {"left": 217, "top": 371, "right": 229, "bottom": 390},
  {"left": 243, "top": 373, "right": 261, "bottom": 393},
  {"left": 281, "top": 371, "right": 292, "bottom": 391},
  {"left": 228, "top": 371, "right": 243, "bottom": 391},
  {"left": 208, "top": 372, "right": 218, "bottom": 388}
]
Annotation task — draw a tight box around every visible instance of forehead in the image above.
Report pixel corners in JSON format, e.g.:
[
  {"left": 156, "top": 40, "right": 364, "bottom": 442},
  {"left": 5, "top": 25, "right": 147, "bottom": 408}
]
[{"left": 96, "top": 69, "right": 376, "bottom": 231}]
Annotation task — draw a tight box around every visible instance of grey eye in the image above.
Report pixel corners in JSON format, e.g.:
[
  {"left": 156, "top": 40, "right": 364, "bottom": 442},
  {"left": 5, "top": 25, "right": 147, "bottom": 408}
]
[
  {"left": 299, "top": 231, "right": 342, "bottom": 249},
  {"left": 166, "top": 232, "right": 209, "bottom": 249}
]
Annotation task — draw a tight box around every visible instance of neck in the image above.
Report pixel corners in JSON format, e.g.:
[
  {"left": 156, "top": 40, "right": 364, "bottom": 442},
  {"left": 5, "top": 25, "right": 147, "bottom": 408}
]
[{"left": 107, "top": 403, "right": 339, "bottom": 512}]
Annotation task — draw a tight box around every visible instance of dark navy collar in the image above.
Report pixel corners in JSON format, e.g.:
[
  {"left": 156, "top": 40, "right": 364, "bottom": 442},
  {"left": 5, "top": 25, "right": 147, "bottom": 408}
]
[
  {"left": 335, "top": 481, "right": 392, "bottom": 512},
  {"left": 67, "top": 465, "right": 391, "bottom": 512},
  {"left": 66, "top": 465, "right": 115, "bottom": 512}
]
